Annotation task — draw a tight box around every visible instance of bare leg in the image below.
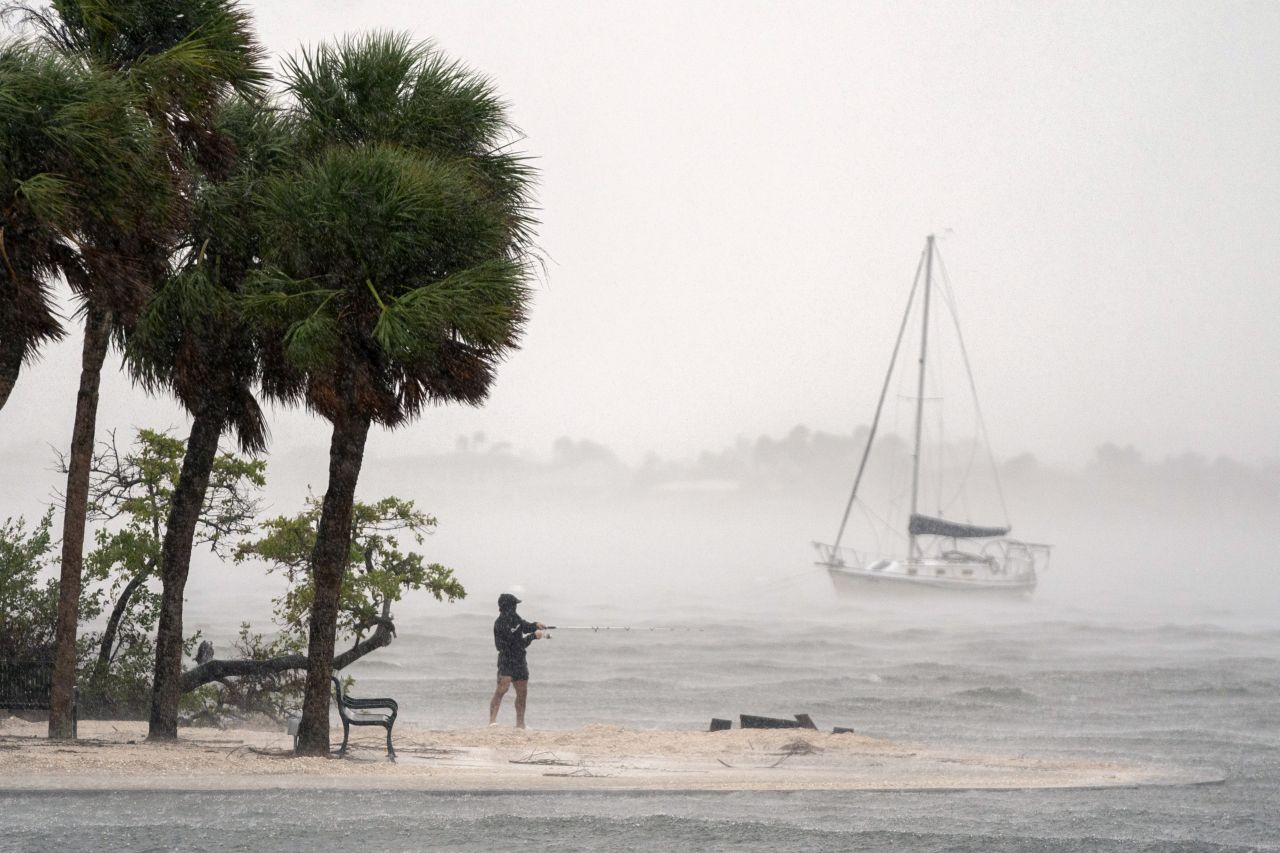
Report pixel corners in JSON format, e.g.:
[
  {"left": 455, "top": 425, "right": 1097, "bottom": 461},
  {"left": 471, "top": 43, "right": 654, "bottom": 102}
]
[
  {"left": 513, "top": 679, "right": 529, "bottom": 729},
  {"left": 489, "top": 675, "right": 511, "bottom": 724}
]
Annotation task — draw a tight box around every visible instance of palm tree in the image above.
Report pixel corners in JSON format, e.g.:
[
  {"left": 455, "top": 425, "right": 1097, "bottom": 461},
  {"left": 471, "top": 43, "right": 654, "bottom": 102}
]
[
  {"left": 128, "top": 97, "right": 291, "bottom": 740},
  {"left": 251, "top": 34, "right": 537, "bottom": 755},
  {"left": 0, "top": 40, "right": 168, "bottom": 742},
  {"left": 13, "top": 0, "right": 267, "bottom": 739}
]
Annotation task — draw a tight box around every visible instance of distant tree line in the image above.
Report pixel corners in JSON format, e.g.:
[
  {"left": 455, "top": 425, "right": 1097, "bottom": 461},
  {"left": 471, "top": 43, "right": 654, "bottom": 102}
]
[
  {"left": 444, "top": 425, "right": 1280, "bottom": 506},
  {"left": 0, "top": 1, "right": 536, "bottom": 754}
]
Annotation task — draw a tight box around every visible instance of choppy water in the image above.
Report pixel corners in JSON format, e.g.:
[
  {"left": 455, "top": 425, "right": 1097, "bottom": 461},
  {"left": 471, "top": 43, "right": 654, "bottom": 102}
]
[{"left": 4, "top": 600, "right": 1278, "bottom": 851}]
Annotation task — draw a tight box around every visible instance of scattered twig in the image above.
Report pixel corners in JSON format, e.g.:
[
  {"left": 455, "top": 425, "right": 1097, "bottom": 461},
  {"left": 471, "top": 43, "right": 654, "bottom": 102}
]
[
  {"left": 544, "top": 764, "right": 612, "bottom": 778},
  {"left": 394, "top": 745, "right": 459, "bottom": 757},
  {"left": 184, "top": 739, "right": 245, "bottom": 747},
  {"left": 510, "top": 750, "right": 575, "bottom": 766},
  {"left": 769, "top": 738, "right": 822, "bottom": 767},
  {"left": 777, "top": 738, "right": 822, "bottom": 756},
  {"left": 246, "top": 746, "right": 294, "bottom": 758}
]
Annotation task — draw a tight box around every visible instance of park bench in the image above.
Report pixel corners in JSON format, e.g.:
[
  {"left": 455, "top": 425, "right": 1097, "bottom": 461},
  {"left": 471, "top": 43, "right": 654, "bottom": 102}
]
[
  {"left": 0, "top": 657, "right": 77, "bottom": 737},
  {"left": 333, "top": 676, "right": 397, "bottom": 760},
  {"left": 289, "top": 677, "right": 398, "bottom": 759}
]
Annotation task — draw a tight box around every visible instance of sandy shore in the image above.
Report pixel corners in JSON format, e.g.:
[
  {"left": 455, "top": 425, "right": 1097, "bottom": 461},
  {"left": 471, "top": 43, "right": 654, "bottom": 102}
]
[{"left": 0, "top": 716, "right": 1209, "bottom": 792}]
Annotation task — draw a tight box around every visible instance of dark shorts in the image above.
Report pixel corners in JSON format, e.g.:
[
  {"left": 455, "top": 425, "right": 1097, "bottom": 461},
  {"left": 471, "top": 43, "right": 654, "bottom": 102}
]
[{"left": 497, "top": 657, "right": 529, "bottom": 681}]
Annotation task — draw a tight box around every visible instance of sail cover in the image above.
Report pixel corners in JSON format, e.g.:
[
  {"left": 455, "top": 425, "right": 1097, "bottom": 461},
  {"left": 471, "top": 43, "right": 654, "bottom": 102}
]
[{"left": 909, "top": 513, "right": 1009, "bottom": 539}]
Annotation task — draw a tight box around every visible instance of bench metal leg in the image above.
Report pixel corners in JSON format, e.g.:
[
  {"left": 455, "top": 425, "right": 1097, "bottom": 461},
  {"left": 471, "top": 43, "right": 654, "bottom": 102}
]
[
  {"left": 338, "top": 720, "right": 350, "bottom": 756},
  {"left": 386, "top": 725, "right": 395, "bottom": 761}
]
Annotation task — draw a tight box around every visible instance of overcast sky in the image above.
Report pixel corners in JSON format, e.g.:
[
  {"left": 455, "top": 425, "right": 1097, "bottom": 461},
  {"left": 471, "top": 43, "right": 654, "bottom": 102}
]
[{"left": 3, "top": 0, "right": 1278, "bottom": 470}]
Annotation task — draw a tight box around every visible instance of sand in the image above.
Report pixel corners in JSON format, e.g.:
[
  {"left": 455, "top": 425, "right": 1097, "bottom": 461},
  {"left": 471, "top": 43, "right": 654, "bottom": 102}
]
[{"left": 0, "top": 716, "right": 1208, "bottom": 792}]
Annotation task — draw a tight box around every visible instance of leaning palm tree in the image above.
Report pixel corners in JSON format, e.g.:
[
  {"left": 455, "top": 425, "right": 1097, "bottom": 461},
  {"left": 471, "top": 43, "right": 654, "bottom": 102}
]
[
  {"left": 0, "top": 41, "right": 168, "bottom": 742},
  {"left": 13, "top": 0, "right": 268, "bottom": 739},
  {"left": 128, "top": 97, "right": 292, "bottom": 740},
  {"left": 251, "top": 34, "right": 537, "bottom": 755}
]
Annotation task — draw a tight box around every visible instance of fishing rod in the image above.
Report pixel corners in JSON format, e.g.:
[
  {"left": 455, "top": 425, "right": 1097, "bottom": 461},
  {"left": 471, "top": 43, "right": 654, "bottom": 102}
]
[{"left": 542, "top": 624, "right": 706, "bottom": 637}]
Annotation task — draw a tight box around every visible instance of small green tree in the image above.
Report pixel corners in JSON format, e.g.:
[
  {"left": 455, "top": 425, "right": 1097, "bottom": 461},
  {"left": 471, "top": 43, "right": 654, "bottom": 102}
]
[
  {"left": 0, "top": 508, "right": 113, "bottom": 719},
  {"left": 238, "top": 495, "right": 465, "bottom": 635},
  {"left": 2, "top": 451, "right": 456, "bottom": 721},
  {"left": 178, "top": 495, "right": 465, "bottom": 718},
  {"left": 65, "top": 427, "right": 264, "bottom": 714},
  {"left": 0, "top": 510, "right": 98, "bottom": 660}
]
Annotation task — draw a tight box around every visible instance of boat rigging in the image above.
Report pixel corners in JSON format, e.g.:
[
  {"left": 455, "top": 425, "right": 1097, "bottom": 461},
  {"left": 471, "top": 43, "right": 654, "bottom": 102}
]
[{"left": 814, "top": 235, "right": 1051, "bottom": 596}]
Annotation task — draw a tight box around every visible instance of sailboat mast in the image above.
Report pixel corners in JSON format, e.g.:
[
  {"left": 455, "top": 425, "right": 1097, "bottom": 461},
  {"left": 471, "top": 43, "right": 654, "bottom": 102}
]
[
  {"left": 908, "top": 234, "right": 935, "bottom": 559},
  {"left": 829, "top": 247, "right": 928, "bottom": 555}
]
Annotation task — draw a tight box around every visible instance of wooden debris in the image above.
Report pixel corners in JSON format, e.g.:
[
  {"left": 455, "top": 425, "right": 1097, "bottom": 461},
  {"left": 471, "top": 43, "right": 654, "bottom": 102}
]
[{"left": 740, "top": 714, "right": 802, "bottom": 729}]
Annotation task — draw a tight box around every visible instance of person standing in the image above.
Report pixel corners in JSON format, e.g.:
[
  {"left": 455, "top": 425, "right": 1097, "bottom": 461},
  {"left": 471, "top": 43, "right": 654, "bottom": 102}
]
[{"left": 488, "top": 592, "right": 544, "bottom": 728}]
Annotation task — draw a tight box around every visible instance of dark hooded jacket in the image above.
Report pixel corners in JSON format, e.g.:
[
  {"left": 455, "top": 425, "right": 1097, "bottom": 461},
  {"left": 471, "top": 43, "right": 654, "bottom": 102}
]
[{"left": 494, "top": 603, "right": 539, "bottom": 667}]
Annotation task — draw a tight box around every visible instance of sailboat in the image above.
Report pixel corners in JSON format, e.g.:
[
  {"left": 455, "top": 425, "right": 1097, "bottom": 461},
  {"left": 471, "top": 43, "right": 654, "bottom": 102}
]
[{"left": 814, "top": 235, "right": 1051, "bottom": 596}]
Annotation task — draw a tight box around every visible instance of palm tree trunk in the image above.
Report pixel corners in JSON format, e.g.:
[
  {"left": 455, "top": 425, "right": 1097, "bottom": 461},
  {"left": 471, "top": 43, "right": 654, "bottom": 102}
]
[
  {"left": 147, "top": 409, "right": 225, "bottom": 740},
  {"left": 0, "top": 340, "right": 21, "bottom": 412},
  {"left": 294, "top": 412, "right": 371, "bottom": 756},
  {"left": 49, "top": 304, "right": 112, "bottom": 739}
]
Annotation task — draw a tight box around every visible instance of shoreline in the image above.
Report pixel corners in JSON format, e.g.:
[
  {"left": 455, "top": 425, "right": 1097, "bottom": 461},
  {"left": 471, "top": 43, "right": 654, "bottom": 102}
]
[{"left": 0, "top": 717, "right": 1216, "bottom": 793}]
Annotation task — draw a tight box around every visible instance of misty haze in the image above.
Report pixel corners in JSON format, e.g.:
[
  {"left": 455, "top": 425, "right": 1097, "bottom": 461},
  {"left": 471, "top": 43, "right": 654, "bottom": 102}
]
[{"left": 1, "top": 1, "right": 1277, "bottom": 851}]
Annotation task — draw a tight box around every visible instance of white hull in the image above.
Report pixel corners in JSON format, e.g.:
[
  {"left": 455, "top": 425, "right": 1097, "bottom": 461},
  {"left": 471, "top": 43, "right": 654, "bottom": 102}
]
[
  {"left": 815, "top": 539, "right": 1049, "bottom": 600},
  {"left": 826, "top": 560, "right": 1036, "bottom": 599}
]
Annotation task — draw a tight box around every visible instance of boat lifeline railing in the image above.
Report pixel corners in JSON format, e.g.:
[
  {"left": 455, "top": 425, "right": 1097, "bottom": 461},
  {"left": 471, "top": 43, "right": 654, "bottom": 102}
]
[
  {"left": 1011, "top": 540, "right": 1053, "bottom": 573},
  {"left": 977, "top": 538, "right": 1052, "bottom": 576},
  {"left": 812, "top": 541, "right": 869, "bottom": 569}
]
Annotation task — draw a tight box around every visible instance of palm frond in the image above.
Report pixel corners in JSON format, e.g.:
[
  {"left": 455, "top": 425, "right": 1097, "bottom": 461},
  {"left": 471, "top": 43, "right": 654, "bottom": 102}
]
[
  {"left": 251, "top": 32, "right": 540, "bottom": 424},
  {"left": 282, "top": 310, "right": 340, "bottom": 371},
  {"left": 391, "top": 259, "right": 531, "bottom": 351},
  {"left": 13, "top": 172, "right": 74, "bottom": 226},
  {"left": 0, "top": 37, "right": 168, "bottom": 383},
  {"left": 18, "top": 0, "right": 268, "bottom": 94}
]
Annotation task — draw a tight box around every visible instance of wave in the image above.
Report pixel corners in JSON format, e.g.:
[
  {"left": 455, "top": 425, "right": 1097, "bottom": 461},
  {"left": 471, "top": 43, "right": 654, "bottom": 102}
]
[
  {"left": 950, "top": 686, "right": 1039, "bottom": 704},
  {"left": 1162, "top": 684, "right": 1266, "bottom": 699}
]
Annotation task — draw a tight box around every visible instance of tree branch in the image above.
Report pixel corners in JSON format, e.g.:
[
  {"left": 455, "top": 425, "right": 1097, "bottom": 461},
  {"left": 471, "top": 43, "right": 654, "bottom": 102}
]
[
  {"left": 94, "top": 569, "right": 150, "bottom": 677},
  {"left": 178, "top": 617, "right": 396, "bottom": 693}
]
